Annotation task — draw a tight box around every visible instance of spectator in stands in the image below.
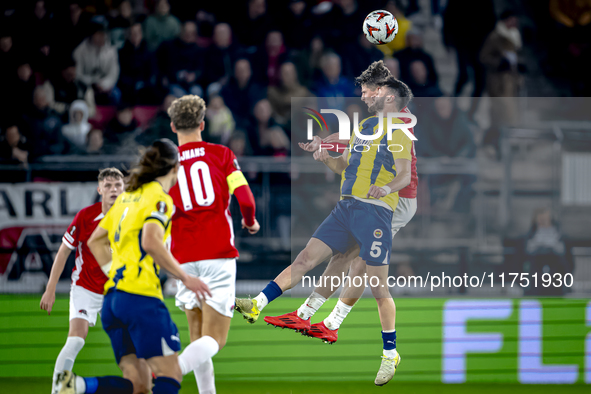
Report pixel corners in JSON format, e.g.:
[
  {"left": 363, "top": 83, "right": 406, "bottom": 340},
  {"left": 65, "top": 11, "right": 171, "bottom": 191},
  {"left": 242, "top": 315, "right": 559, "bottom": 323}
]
[
  {"left": 52, "top": 1, "right": 93, "bottom": 58},
  {"left": 252, "top": 30, "right": 288, "bottom": 86},
  {"left": 251, "top": 99, "right": 290, "bottom": 157},
  {"left": 43, "top": 58, "right": 96, "bottom": 120},
  {"left": 443, "top": 0, "right": 495, "bottom": 103},
  {"left": 384, "top": 57, "right": 400, "bottom": 79},
  {"left": 202, "top": 23, "right": 240, "bottom": 95},
  {"left": 0, "top": 124, "right": 29, "bottom": 166},
  {"left": 293, "top": 35, "right": 328, "bottom": 88},
  {"left": 103, "top": 103, "right": 140, "bottom": 153},
  {"left": 406, "top": 60, "right": 442, "bottom": 97},
  {"left": 324, "top": 0, "right": 365, "bottom": 52},
  {"left": 281, "top": 0, "right": 314, "bottom": 50},
  {"left": 204, "top": 95, "right": 235, "bottom": 146},
  {"left": 135, "top": 94, "right": 177, "bottom": 146},
  {"left": 417, "top": 96, "right": 475, "bottom": 212},
  {"left": 159, "top": 21, "right": 204, "bottom": 97},
  {"left": 10, "top": 60, "right": 37, "bottom": 120},
  {"left": 73, "top": 23, "right": 121, "bottom": 105},
  {"left": 234, "top": 0, "right": 271, "bottom": 48},
  {"left": 144, "top": 0, "right": 181, "bottom": 52},
  {"left": 0, "top": 29, "right": 16, "bottom": 86},
  {"left": 480, "top": 9, "right": 524, "bottom": 152},
  {"left": 313, "top": 53, "right": 355, "bottom": 110},
  {"left": 341, "top": 34, "right": 384, "bottom": 80},
  {"left": 19, "top": 1, "right": 54, "bottom": 51},
  {"left": 220, "top": 58, "right": 266, "bottom": 129},
  {"left": 377, "top": 0, "right": 413, "bottom": 57},
  {"left": 228, "top": 130, "right": 248, "bottom": 157},
  {"left": 109, "top": 0, "right": 134, "bottom": 50},
  {"left": 61, "top": 100, "right": 92, "bottom": 152},
  {"left": 524, "top": 207, "right": 572, "bottom": 295},
  {"left": 86, "top": 128, "right": 104, "bottom": 154},
  {"left": 395, "top": 29, "right": 438, "bottom": 87},
  {"left": 22, "top": 86, "right": 65, "bottom": 160},
  {"left": 268, "top": 62, "right": 313, "bottom": 127},
  {"left": 29, "top": 33, "right": 54, "bottom": 81},
  {"left": 118, "top": 21, "right": 157, "bottom": 104}
]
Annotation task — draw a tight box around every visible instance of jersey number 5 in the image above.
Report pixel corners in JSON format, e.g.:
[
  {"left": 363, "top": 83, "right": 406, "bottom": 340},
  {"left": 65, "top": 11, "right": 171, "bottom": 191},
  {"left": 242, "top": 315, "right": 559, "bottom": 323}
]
[{"left": 177, "top": 161, "right": 215, "bottom": 211}]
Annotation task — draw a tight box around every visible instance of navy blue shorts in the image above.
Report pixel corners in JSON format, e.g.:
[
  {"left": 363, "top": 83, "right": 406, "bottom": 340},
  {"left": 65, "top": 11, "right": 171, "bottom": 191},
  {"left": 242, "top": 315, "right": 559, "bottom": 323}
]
[
  {"left": 312, "top": 198, "right": 393, "bottom": 266},
  {"left": 101, "top": 290, "right": 181, "bottom": 364}
]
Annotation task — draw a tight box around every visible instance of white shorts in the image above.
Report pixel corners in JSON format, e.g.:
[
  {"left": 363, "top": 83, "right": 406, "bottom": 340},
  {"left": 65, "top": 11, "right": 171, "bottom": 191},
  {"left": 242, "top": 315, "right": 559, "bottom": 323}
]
[
  {"left": 69, "top": 285, "right": 103, "bottom": 326},
  {"left": 391, "top": 197, "right": 417, "bottom": 239},
  {"left": 175, "top": 258, "right": 237, "bottom": 318}
]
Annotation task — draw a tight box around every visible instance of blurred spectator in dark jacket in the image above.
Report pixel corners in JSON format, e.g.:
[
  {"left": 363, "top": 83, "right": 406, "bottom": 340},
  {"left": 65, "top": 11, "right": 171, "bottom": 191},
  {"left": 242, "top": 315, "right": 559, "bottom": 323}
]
[
  {"left": 313, "top": 53, "right": 355, "bottom": 111},
  {"left": 73, "top": 24, "right": 121, "bottom": 104},
  {"left": 22, "top": 86, "right": 65, "bottom": 160},
  {"left": 61, "top": 100, "right": 92, "bottom": 152},
  {"left": 384, "top": 57, "right": 400, "bottom": 79},
  {"left": 341, "top": 34, "right": 384, "bottom": 80},
  {"left": 0, "top": 29, "right": 16, "bottom": 86},
  {"left": 220, "top": 58, "right": 266, "bottom": 129},
  {"left": 281, "top": 0, "right": 314, "bottom": 50},
  {"left": 234, "top": 0, "right": 271, "bottom": 48},
  {"left": 324, "top": 0, "right": 365, "bottom": 53},
  {"left": 52, "top": 1, "right": 93, "bottom": 58},
  {"left": 202, "top": 23, "right": 241, "bottom": 95},
  {"left": 406, "top": 60, "right": 442, "bottom": 97},
  {"left": 19, "top": 1, "right": 54, "bottom": 50},
  {"left": 203, "top": 95, "right": 235, "bottom": 146},
  {"left": 136, "top": 94, "right": 177, "bottom": 146},
  {"left": 250, "top": 99, "right": 290, "bottom": 157},
  {"left": 443, "top": 0, "right": 495, "bottom": 104},
  {"left": 43, "top": 58, "right": 96, "bottom": 120},
  {"left": 158, "top": 21, "right": 204, "bottom": 97},
  {"left": 8, "top": 60, "right": 37, "bottom": 120},
  {"left": 86, "top": 128, "right": 105, "bottom": 154},
  {"left": 0, "top": 124, "right": 29, "bottom": 166},
  {"left": 103, "top": 104, "right": 140, "bottom": 153},
  {"left": 118, "top": 21, "right": 157, "bottom": 104},
  {"left": 251, "top": 30, "right": 288, "bottom": 86},
  {"left": 395, "top": 29, "right": 438, "bottom": 87},
  {"left": 109, "top": 0, "right": 134, "bottom": 49},
  {"left": 418, "top": 96, "right": 475, "bottom": 212},
  {"left": 144, "top": 0, "right": 181, "bottom": 52},
  {"left": 293, "top": 35, "right": 329, "bottom": 88},
  {"left": 268, "top": 62, "right": 313, "bottom": 127}
]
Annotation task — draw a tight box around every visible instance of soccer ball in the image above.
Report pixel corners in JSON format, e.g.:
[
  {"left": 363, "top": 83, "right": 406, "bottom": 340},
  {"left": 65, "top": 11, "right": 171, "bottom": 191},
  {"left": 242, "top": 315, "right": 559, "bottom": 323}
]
[{"left": 363, "top": 10, "right": 398, "bottom": 45}]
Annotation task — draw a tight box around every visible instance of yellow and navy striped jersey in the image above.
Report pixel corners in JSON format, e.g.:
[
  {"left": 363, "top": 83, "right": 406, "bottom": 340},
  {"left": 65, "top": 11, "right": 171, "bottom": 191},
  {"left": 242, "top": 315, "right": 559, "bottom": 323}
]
[
  {"left": 340, "top": 115, "right": 412, "bottom": 211},
  {"left": 99, "top": 181, "right": 174, "bottom": 300}
]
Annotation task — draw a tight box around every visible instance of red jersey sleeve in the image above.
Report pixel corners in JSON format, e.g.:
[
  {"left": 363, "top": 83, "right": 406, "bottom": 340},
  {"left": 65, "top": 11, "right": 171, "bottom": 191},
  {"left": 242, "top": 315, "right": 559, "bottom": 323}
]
[{"left": 63, "top": 211, "right": 81, "bottom": 250}]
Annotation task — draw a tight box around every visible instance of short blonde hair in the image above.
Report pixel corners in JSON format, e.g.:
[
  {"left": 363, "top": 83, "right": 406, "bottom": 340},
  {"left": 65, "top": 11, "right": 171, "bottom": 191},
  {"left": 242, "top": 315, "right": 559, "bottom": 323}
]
[{"left": 168, "top": 95, "right": 207, "bottom": 132}]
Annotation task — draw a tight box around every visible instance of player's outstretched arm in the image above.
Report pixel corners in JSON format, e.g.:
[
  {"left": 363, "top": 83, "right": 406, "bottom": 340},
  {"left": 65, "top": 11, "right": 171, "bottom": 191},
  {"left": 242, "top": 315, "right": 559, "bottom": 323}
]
[
  {"left": 40, "top": 242, "right": 72, "bottom": 315},
  {"left": 313, "top": 147, "right": 349, "bottom": 174},
  {"left": 141, "top": 222, "right": 212, "bottom": 299},
  {"left": 87, "top": 227, "right": 112, "bottom": 271}
]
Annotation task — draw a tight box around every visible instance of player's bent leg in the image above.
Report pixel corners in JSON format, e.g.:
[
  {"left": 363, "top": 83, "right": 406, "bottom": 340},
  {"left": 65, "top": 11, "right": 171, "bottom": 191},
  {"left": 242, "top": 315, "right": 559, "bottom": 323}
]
[
  {"left": 146, "top": 354, "right": 182, "bottom": 394},
  {"left": 366, "top": 264, "right": 400, "bottom": 386},
  {"left": 315, "top": 245, "right": 361, "bottom": 299},
  {"left": 119, "top": 354, "right": 151, "bottom": 394},
  {"left": 236, "top": 238, "right": 332, "bottom": 324}
]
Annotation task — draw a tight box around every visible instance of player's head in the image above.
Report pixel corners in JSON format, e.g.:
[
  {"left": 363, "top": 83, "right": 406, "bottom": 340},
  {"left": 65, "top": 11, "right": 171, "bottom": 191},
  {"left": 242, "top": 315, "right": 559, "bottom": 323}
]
[
  {"left": 168, "top": 95, "right": 206, "bottom": 137},
  {"left": 97, "top": 167, "right": 124, "bottom": 208},
  {"left": 368, "top": 76, "right": 413, "bottom": 113},
  {"left": 126, "top": 138, "right": 179, "bottom": 193},
  {"left": 355, "top": 60, "right": 392, "bottom": 109}
]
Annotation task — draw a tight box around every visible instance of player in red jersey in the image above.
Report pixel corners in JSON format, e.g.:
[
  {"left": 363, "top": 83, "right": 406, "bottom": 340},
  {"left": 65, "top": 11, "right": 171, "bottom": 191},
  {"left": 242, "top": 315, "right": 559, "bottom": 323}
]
[
  {"left": 40, "top": 168, "right": 125, "bottom": 394},
  {"left": 266, "top": 62, "right": 418, "bottom": 349},
  {"left": 165, "top": 95, "right": 259, "bottom": 394}
]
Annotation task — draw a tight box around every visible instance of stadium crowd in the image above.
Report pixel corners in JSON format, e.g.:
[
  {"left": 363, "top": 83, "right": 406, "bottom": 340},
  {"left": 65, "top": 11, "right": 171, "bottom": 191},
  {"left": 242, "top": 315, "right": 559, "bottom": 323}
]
[{"left": 0, "top": 0, "right": 590, "bottom": 167}]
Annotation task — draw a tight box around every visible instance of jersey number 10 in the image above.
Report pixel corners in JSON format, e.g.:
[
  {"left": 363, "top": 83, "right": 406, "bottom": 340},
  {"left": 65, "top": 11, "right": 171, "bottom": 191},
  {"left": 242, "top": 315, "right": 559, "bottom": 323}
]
[{"left": 177, "top": 161, "right": 215, "bottom": 211}]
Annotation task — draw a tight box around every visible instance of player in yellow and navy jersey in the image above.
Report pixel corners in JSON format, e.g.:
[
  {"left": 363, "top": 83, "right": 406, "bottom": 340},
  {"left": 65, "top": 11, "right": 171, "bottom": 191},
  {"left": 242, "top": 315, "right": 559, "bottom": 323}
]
[{"left": 55, "top": 139, "right": 211, "bottom": 394}]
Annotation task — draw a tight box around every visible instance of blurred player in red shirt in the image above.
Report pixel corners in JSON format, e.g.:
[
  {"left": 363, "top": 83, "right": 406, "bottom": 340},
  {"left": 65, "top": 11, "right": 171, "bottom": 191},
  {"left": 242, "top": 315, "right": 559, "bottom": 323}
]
[
  {"left": 40, "top": 168, "right": 125, "bottom": 394},
  {"left": 167, "top": 95, "right": 258, "bottom": 393}
]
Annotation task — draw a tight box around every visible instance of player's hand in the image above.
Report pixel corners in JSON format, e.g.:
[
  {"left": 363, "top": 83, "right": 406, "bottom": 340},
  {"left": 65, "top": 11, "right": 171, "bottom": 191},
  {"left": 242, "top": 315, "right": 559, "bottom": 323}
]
[
  {"left": 242, "top": 219, "right": 260, "bottom": 234},
  {"left": 366, "top": 184, "right": 387, "bottom": 199},
  {"left": 322, "top": 133, "right": 349, "bottom": 146},
  {"left": 313, "top": 148, "right": 330, "bottom": 163},
  {"left": 298, "top": 135, "right": 322, "bottom": 152},
  {"left": 40, "top": 291, "right": 56, "bottom": 315},
  {"left": 183, "top": 275, "right": 212, "bottom": 300}
]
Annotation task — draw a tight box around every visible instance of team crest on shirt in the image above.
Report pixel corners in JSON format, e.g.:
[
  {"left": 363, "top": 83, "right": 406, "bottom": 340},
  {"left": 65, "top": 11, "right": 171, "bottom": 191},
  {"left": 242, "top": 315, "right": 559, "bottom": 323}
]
[
  {"left": 157, "top": 201, "right": 168, "bottom": 213},
  {"left": 70, "top": 226, "right": 76, "bottom": 235},
  {"left": 233, "top": 159, "right": 241, "bottom": 170},
  {"left": 374, "top": 229, "right": 383, "bottom": 239},
  {"left": 78, "top": 309, "right": 87, "bottom": 316}
]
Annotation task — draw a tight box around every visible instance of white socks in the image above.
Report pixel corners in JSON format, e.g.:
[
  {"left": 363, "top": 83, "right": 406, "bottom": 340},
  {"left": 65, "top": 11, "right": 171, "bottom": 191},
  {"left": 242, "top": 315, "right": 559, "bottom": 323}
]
[
  {"left": 253, "top": 293, "right": 269, "bottom": 311},
  {"left": 297, "top": 292, "right": 327, "bottom": 320},
  {"left": 324, "top": 300, "right": 354, "bottom": 330},
  {"left": 178, "top": 335, "right": 219, "bottom": 376},
  {"left": 75, "top": 376, "right": 86, "bottom": 393},
  {"left": 383, "top": 348, "right": 398, "bottom": 358},
  {"left": 52, "top": 337, "right": 85, "bottom": 389},
  {"left": 195, "top": 358, "right": 216, "bottom": 394}
]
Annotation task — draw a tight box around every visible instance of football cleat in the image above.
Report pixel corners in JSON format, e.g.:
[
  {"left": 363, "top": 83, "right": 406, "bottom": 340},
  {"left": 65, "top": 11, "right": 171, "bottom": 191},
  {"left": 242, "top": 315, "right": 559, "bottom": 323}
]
[
  {"left": 374, "top": 351, "right": 401, "bottom": 386},
  {"left": 264, "top": 311, "right": 311, "bottom": 332},
  {"left": 56, "top": 370, "right": 77, "bottom": 394},
  {"left": 304, "top": 321, "right": 338, "bottom": 344},
  {"left": 234, "top": 298, "right": 260, "bottom": 324}
]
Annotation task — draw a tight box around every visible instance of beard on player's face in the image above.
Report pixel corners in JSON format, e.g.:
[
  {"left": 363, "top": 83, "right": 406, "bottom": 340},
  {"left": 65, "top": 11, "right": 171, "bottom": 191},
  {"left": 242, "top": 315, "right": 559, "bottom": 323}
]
[{"left": 368, "top": 96, "right": 386, "bottom": 114}]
